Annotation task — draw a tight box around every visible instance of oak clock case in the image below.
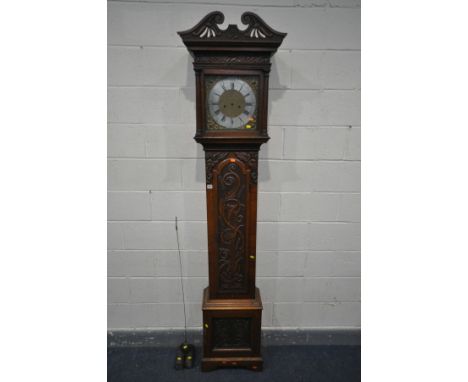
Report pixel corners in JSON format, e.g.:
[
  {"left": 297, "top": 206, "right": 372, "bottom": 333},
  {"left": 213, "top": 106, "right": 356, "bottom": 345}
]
[{"left": 178, "top": 11, "right": 286, "bottom": 372}]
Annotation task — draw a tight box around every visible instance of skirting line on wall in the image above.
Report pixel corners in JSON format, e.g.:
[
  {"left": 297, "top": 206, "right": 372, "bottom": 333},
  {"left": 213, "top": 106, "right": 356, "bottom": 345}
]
[{"left": 108, "top": 328, "right": 360, "bottom": 348}]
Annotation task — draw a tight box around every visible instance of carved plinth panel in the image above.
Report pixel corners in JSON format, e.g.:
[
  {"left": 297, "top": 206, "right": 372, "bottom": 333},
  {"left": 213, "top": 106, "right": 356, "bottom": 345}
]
[{"left": 213, "top": 318, "right": 251, "bottom": 350}]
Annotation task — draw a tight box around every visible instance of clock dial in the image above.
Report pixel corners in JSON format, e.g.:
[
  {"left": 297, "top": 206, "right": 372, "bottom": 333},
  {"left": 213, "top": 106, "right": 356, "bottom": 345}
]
[{"left": 207, "top": 77, "right": 257, "bottom": 129}]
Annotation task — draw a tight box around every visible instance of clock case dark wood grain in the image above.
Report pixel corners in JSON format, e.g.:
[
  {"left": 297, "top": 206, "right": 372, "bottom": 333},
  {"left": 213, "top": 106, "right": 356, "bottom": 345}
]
[{"left": 178, "top": 11, "right": 285, "bottom": 372}]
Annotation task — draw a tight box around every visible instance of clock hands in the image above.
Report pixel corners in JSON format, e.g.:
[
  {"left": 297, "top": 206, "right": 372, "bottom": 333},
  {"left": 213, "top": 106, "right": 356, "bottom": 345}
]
[{"left": 208, "top": 78, "right": 256, "bottom": 129}]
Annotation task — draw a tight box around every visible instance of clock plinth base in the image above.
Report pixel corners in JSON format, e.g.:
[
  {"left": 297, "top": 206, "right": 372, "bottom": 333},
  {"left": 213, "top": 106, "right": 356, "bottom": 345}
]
[{"left": 201, "top": 287, "right": 263, "bottom": 372}]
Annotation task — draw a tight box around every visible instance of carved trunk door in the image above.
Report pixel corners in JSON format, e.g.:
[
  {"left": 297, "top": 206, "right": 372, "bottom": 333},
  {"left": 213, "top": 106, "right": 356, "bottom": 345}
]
[{"left": 206, "top": 151, "right": 258, "bottom": 299}]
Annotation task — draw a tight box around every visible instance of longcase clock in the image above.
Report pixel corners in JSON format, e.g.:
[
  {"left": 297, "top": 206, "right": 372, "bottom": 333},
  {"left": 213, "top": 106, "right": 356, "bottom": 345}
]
[{"left": 178, "top": 11, "right": 286, "bottom": 372}]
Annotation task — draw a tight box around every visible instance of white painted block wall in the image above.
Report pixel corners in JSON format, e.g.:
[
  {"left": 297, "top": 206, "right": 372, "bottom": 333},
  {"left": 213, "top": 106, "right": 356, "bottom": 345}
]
[{"left": 107, "top": 0, "right": 361, "bottom": 330}]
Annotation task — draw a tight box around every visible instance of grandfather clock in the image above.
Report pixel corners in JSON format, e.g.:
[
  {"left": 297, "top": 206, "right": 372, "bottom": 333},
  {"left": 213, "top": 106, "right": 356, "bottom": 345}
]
[{"left": 178, "top": 11, "right": 286, "bottom": 372}]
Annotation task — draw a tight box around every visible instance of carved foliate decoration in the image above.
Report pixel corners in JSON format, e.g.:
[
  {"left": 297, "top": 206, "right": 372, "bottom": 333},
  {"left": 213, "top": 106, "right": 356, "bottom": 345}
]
[
  {"left": 217, "top": 161, "right": 248, "bottom": 293},
  {"left": 205, "top": 151, "right": 258, "bottom": 185},
  {"left": 213, "top": 318, "right": 251, "bottom": 349},
  {"left": 194, "top": 55, "right": 270, "bottom": 66},
  {"left": 178, "top": 11, "right": 286, "bottom": 47},
  {"left": 236, "top": 151, "right": 258, "bottom": 184},
  {"left": 205, "top": 152, "right": 229, "bottom": 184},
  {"left": 183, "top": 11, "right": 224, "bottom": 39},
  {"left": 241, "top": 12, "right": 277, "bottom": 39}
]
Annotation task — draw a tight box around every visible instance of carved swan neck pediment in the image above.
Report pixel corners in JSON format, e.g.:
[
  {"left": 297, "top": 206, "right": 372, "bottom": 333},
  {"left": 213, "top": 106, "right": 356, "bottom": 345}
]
[{"left": 178, "top": 11, "right": 286, "bottom": 51}]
